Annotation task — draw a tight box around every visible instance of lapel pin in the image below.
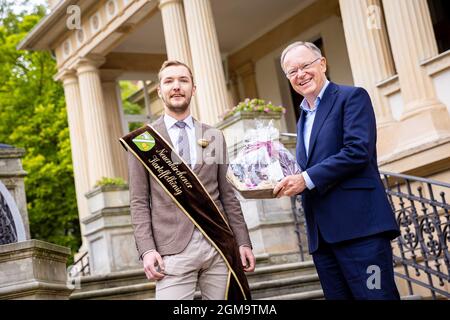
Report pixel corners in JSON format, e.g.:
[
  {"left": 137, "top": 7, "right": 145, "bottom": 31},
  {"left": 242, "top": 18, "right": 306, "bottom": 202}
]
[{"left": 197, "top": 139, "right": 209, "bottom": 148}]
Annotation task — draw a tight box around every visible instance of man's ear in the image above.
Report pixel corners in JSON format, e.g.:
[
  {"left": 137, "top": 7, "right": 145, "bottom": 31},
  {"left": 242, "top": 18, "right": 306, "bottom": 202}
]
[
  {"left": 157, "top": 86, "right": 162, "bottom": 98},
  {"left": 320, "top": 57, "right": 327, "bottom": 73},
  {"left": 192, "top": 85, "right": 196, "bottom": 96}
]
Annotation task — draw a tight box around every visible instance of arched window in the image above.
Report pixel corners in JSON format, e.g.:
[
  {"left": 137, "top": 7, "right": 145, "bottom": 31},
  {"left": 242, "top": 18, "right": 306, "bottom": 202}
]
[{"left": 0, "top": 192, "right": 18, "bottom": 244}]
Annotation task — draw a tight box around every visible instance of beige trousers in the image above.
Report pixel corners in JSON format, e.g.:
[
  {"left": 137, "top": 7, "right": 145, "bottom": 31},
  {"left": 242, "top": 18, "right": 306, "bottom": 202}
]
[{"left": 155, "top": 228, "right": 228, "bottom": 300}]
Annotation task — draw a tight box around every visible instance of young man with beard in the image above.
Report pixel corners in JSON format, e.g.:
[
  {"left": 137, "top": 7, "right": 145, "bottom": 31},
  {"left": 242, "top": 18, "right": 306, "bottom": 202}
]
[{"left": 127, "top": 60, "right": 255, "bottom": 300}]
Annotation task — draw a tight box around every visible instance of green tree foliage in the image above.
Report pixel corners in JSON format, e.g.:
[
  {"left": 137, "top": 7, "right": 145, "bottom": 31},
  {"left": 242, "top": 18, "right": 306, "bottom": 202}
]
[
  {"left": 119, "top": 80, "right": 146, "bottom": 131},
  {"left": 120, "top": 81, "right": 143, "bottom": 115},
  {"left": 0, "top": 3, "right": 81, "bottom": 258}
]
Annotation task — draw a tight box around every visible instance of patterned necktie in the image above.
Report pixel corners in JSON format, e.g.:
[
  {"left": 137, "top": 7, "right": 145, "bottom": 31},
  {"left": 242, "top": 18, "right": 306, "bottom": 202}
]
[{"left": 175, "top": 121, "right": 191, "bottom": 165}]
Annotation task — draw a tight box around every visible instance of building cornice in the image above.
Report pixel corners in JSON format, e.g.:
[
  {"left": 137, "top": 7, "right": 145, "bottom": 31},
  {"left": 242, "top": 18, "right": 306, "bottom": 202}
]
[{"left": 17, "top": 0, "right": 97, "bottom": 51}]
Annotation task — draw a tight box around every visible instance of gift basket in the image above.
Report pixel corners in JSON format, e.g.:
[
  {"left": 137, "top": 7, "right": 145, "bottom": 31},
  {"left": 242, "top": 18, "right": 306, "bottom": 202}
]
[{"left": 227, "top": 120, "right": 301, "bottom": 199}]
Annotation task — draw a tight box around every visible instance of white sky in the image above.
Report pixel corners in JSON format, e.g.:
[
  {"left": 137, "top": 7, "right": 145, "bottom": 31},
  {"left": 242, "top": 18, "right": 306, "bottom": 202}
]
[{"left": 9, "top": 0, "right": 49, "bottom": 14}]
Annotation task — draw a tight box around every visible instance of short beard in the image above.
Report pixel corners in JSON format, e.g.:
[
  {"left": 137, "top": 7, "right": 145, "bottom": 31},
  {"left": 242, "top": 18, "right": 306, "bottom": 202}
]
[{"left": 163, "top": 95, "right": 191, "bottom": 114}]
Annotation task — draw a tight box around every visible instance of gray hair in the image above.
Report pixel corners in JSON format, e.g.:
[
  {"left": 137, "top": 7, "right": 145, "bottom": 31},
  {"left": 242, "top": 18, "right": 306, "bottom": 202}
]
[{"left": 280, "top": 41, "right": 322, "bottom": 71}]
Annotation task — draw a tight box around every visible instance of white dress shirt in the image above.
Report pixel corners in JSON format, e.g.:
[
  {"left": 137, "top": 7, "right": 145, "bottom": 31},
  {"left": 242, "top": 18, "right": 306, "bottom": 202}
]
[
  {"left": 300, "top": 79, "right": 330, "bottom": 190},
  {"left": 163, "top": 114, "right": 197, "bottom": 167}
]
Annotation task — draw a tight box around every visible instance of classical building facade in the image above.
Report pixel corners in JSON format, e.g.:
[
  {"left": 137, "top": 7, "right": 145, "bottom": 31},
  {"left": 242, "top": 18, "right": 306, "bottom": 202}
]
[{"left": 18, "top": 0, "right": 450, "bottom": 297}]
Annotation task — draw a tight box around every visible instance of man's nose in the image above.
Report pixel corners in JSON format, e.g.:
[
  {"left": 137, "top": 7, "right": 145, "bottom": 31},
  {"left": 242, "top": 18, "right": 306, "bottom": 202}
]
[
  {"left": 297, "top": 68, "right": 308, "bottom": 77},
  {"left": 172, "top": 80, "right": 181, "bottom": 89},
  {"left": 296, "top": 69, "right": 309, "bottom": 80}
]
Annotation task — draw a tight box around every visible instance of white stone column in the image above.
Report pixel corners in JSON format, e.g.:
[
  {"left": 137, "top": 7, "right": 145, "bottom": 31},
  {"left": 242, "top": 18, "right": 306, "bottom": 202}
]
[
  {"left": 382, "top": 0, "right": 441, "bottom": 112},
  {"left": 339, "top": 0, "right": 398, "bottom": 157},
  {"left": 339, "top": 0, "right": 395, "bottom": 126},
  {"left": 76, "top": 56, "right": 117, "bottom": 186},
  {"left": 382, "top": 0, "right": 450, "bottom": 150},
  {"left": 61, "top": 70, "right": 90, "bottom": 248},
  {"left": 183, "top": 0, "right": 230, "bottom": 125},
  {"left": 102, "top": 81, "right": 128, "bottom": 181},
  {"left": 159, "top": 0, "right": 192, "bottom": 65},
  {"left": 159, "top": 0, "right": 199, "bottom": 119}
]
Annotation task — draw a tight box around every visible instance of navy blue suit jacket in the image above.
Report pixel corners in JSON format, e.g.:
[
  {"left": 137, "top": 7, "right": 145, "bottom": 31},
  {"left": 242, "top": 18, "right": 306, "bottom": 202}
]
[{"left": 296, "top": 82, "right": 400, "bottom": 253}]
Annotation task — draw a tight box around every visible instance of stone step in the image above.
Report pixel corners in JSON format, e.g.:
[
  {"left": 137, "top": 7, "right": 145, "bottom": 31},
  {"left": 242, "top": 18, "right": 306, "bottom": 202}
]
[
  {"left": 263, "top": 291, "right": 428, "bottom": 301},
  {"left": 71, "top": 275, "right": 323, "bottom": 300},
  {"left": 73, "top": 253, "right": 273, "bottom": 293},
  {"left": 70, "top": 260, "right": 321, "bottom": 300},
  {"left": 73, "top": 258, "right": 316, "bottom": 293},
  {"left": 71, "top": 268, "right": 147, "bottom": 293},
  {"left": 247, "top": 260, "right": 317, "bottom": 283},
  {"left": 194, "top": 272, "right": 322, "bottom": 300},
  {"left": 260, "top": 289, "right": 324, "bottom": 300},
  {"left": 401, "top": 295, "right": 423, "bottom": 300},
  {"left": 70, "top": 282, "right": 154, "bottom": 300},
  {"left": 250, "top": 274, "right": 321, "bottom": 300}
]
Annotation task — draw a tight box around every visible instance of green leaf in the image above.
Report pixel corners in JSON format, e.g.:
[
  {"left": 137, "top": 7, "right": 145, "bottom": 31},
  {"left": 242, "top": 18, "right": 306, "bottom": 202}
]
[{"left": 0, "top": 2, "right": 81, "bottom": 263}]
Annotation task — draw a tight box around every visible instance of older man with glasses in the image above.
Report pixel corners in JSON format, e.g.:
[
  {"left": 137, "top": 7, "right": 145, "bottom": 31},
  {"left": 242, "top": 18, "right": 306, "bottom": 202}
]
[{"left": 273, "top": 41, "right": 400, "bottom": 300}]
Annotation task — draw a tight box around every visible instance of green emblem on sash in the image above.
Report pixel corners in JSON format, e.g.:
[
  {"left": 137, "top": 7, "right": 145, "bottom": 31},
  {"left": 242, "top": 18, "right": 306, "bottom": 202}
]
[{"left": 132, "top": 132, "right": 155, "bottom": 151}]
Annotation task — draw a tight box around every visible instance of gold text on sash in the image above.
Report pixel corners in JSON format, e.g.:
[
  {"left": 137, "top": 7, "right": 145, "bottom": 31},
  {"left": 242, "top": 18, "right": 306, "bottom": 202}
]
[{"left": 148, "top": 148, "right": 193, "bottom": 196}]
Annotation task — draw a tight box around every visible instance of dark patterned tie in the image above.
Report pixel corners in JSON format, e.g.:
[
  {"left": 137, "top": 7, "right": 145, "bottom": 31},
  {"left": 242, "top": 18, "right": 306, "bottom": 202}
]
[{"left": 175, "top": 121, "right": 191, "bottom": 165}]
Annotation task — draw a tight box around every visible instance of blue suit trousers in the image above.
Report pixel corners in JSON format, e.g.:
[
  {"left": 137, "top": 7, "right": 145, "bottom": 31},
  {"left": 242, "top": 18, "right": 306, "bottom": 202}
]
[{"left": 312, "top": 231, "right": 400, "bottom": 300}]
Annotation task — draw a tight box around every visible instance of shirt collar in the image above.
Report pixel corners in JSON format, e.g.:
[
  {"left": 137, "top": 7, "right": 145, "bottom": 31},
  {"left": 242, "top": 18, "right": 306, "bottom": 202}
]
[
  {"left": 299, "top": 79, "right": 330, "bottom": 113},
  {"left": 164, "top": 113, "right": 194, "bottom": 129}
]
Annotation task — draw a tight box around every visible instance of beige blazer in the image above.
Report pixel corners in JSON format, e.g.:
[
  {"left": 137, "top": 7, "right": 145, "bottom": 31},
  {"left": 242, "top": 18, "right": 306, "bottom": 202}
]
[{"left": 128, "top": 116, "right": 252, "bottom": 257}]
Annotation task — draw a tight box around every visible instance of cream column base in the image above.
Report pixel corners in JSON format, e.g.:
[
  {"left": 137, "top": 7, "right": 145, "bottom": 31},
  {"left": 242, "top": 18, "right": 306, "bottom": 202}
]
[
  {"left": 394, "top": 105, "right": 450, "bottom": 155},
  {"left": 240, "top": 191, "right": 306, "bottom": 263},
  {"left": 83, "top": 185, "right": 140, "bottom": 275},
  {"left": 376, "top": 123, "right": 398, "bottom": 159},
  {"left": 0, "top": 240, "right": 72, "bottom": 300}
]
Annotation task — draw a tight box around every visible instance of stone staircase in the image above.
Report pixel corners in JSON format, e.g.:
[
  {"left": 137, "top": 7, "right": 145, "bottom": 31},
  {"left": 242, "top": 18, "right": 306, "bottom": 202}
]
[
  {"left": 249, "top": 260, "right": 322, "bottom": 300},
  {"left": 69, "top": 255, "right": 323, "bottom": 300}
]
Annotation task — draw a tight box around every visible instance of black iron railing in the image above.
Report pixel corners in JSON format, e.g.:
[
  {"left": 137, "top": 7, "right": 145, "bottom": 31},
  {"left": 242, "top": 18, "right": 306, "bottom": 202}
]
[
  {"left": 381, "top": 171, "right": 449, "bottom": 299},
  {"left": 68, "top": 251, "right": 90, "bottom": 278},
  {"left": 290, "top": 195, "right": 308, "bottom": 262},
  {"left": 290, "top": 171, "right": 450, "bottom": 299}
]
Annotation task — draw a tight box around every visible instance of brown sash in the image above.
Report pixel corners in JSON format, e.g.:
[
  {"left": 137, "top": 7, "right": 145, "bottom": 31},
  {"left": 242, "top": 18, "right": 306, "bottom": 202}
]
[{"left": 120, "top": 124, "right": 251, "bottom": 300}]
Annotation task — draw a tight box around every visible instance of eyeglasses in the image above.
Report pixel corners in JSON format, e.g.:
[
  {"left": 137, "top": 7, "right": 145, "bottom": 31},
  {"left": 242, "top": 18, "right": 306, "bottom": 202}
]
[{"left": 285, "top": 57, "right": 322, "bottom": 79}]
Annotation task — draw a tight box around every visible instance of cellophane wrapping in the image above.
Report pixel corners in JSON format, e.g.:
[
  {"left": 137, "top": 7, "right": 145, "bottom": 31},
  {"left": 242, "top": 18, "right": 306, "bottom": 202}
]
[{"left": 227, "top": 120, "right": 301, "bottom": 199}]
